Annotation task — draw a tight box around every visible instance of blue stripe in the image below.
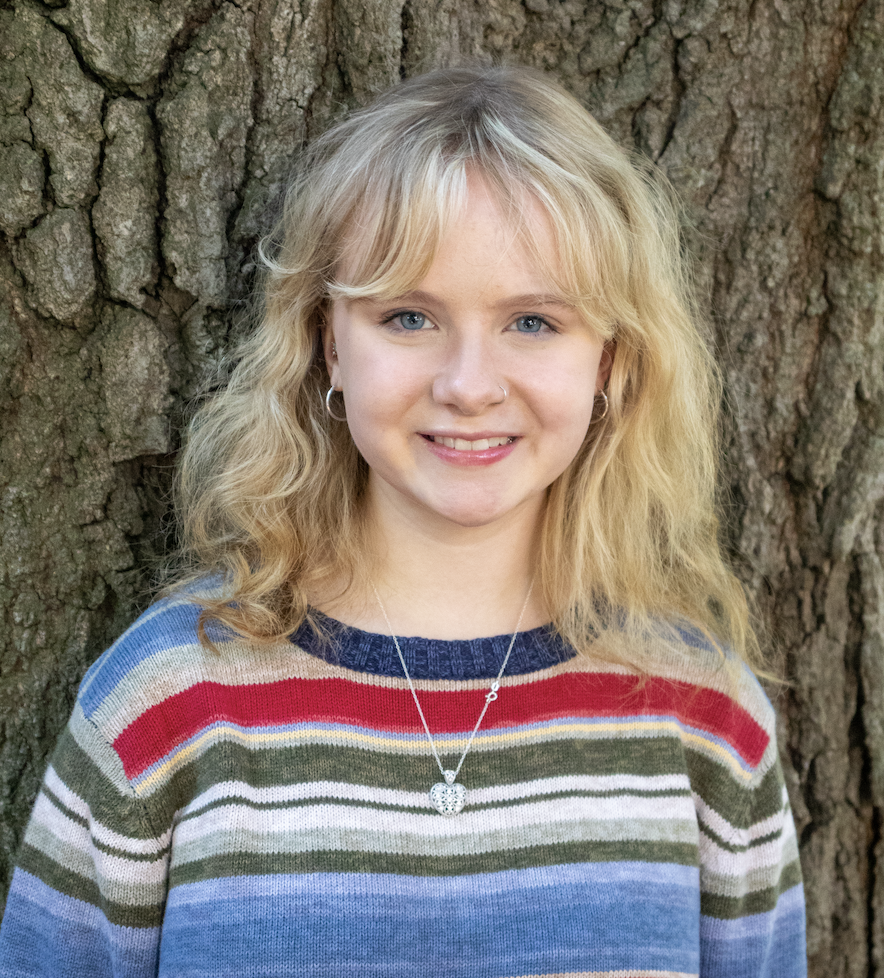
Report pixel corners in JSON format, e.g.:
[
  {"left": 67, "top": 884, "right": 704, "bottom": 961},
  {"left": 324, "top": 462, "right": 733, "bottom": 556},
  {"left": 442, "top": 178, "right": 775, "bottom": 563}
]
[
  {"left": 160, "top": 862, "right": 701, "bottom": 977},
  {"left": 79, "top": 600, "right": 198, "bottom": 715},
  {"left": 699, "top": 884, "right": 806, "bottom": 978},
  {"left": 78, "top": 600, "right": 237, "bottom": 717},
  {"left": 0, "top": 870, "right": 160, "bottom": 978}
]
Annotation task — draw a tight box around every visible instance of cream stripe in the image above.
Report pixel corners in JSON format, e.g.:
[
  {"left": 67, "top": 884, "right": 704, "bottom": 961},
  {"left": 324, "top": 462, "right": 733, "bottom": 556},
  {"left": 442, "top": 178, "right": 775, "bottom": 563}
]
[
  {"left": 179, "top": 772, "right": 693, "bottom": 818},
  {"left": 177, "top": 791, "right": 695, "bottom": 842},
  {"left": 42, "top": 765, "right": 89, "bottom": 820},
  {"left": 25, "top": 795, "right": 168, "bottom": 905},
  {"left": 172, "top": 815, "right": 698, "bottom": 865},
  {"left": 25, "top": 796, "right": 96, "bottom": 881},
  {"left": 699, "top": 817, "right": 798, "bottom": 878},
  {"left": 693, "top": 790, "right": 789, "bottom": 848},
  {"left": 701, "top": 837, "right": 801, "bottom": 898},
  {"left": 171, "top": 796, "right": 699, "bottom": 863},
  {"left": 43, "top": 766, "right": 171, "bottom": 856}
]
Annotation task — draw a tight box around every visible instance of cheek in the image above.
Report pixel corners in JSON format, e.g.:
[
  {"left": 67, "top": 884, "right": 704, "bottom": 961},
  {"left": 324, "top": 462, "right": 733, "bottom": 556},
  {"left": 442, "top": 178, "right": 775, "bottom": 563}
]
[
  {"left": 339, "top": 367, "right": 419, "bottom": 463},
  {"left": 555, "top": 399, "right": 597, "bottom": 455},
  {"left": 534, "top": 361, "right": 599, "bottom": 435}
]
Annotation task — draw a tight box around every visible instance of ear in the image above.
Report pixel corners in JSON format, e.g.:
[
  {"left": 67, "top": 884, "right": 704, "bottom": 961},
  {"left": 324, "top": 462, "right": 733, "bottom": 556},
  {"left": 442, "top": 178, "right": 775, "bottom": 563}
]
[
  {"left": 321, "top": 321, "right": 342, "bottom": 390},
  {"left": 597, "top": 340, "right": 615, "bottom": 391}
]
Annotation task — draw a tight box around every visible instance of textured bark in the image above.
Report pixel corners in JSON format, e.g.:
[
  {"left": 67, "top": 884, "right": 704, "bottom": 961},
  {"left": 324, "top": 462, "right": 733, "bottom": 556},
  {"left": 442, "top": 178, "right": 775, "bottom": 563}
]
[{"left": 1, "top": 0, "right": 883, "bottom": 973}]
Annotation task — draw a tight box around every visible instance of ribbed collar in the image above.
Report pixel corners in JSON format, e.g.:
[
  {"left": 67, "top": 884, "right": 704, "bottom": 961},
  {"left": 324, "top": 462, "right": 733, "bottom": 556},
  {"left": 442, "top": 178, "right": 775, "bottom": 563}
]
[{"left": 290, "top": 610, "right": 573, "bottom": 680}]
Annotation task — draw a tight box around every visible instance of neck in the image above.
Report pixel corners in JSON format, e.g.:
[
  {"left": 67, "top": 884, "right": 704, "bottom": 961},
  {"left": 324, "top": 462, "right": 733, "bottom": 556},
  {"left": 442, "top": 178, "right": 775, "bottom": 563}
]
[{"left": 313, "top": 488, "right": 548, "bottom": 640}]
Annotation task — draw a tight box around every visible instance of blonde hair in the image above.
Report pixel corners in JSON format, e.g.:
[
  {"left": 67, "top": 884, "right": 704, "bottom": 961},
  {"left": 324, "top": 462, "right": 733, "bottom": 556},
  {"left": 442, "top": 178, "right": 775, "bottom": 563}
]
[{"left": 172, "top": 65, "right": 761, "bottom": 671}]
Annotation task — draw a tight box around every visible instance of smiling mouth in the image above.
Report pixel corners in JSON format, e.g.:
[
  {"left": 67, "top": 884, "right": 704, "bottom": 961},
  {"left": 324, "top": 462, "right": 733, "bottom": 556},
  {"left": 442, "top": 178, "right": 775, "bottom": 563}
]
[{"left": 423, "top": 435, "right": 517, "bottom": 451}]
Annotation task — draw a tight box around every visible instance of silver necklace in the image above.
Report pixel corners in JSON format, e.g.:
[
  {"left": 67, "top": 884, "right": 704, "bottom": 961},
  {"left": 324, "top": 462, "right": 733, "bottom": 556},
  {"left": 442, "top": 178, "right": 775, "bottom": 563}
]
[{"left": 372, "top": 582, "right": 533, "bottom": 816}]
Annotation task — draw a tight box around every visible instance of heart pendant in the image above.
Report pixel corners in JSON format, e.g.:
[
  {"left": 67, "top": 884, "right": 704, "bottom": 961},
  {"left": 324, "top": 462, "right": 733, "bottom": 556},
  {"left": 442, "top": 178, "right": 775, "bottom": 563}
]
[{"left": 430, "top": 770, "right": 466, "bottom": 815}]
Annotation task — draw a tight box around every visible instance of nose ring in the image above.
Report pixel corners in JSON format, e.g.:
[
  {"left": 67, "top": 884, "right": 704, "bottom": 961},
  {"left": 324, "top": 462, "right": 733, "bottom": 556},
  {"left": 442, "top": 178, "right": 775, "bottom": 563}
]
[{"left": 498, "top": 385, "right": 508, "bottom": 401}]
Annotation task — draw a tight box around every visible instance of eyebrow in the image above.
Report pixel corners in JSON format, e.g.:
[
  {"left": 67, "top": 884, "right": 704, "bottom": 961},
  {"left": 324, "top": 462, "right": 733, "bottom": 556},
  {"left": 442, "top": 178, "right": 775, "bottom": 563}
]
[{"left": 357, "top": 290, "right": 573, "bottom": 309}]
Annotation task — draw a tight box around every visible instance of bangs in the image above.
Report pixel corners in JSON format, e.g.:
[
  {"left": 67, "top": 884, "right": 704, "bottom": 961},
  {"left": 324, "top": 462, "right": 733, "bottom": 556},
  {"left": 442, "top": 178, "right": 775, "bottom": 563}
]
[
  {"left": 324, "top": 153, "right": 468, "bottom": 302},
  {"left": 324, "top": 153, "right": 624, "bottom": 346},
  {"left": 279, "top": 66, "right": 651, "bottom": 349}
]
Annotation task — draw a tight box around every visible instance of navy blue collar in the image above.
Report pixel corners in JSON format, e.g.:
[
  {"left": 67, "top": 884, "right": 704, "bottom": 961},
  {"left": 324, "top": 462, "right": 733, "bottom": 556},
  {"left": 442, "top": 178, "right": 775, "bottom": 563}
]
[{"left": 290, "top": 610, "right": 573, "bottom": 680}]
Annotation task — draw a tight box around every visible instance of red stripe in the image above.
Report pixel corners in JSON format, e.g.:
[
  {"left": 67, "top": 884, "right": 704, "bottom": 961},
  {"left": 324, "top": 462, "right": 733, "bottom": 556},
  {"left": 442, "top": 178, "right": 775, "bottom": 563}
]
[{"left": 114, "top": 671, "right": 769, "bottom": 780}]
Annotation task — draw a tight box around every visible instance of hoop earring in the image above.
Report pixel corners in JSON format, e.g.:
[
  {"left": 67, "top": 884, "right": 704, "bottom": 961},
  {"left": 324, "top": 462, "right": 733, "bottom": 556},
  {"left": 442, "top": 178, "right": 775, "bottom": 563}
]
[
  {"left": 325, "top": 386, "right": 347, "bottom": 422},
  {"left": 591, "top": 389, "right": 609, "bottom": 422}
]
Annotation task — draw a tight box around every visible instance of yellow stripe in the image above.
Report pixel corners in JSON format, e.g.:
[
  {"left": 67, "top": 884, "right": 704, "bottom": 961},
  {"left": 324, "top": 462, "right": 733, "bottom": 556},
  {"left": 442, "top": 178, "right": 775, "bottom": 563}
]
[{"left": 134, "top": 719, "right": 752, "bottom": 795}]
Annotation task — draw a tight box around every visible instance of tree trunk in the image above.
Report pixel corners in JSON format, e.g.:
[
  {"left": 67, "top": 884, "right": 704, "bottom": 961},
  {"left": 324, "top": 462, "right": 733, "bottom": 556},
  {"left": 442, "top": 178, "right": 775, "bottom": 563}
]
[{"left": 1, "top": 0, "right": 882, "bottom": 974}]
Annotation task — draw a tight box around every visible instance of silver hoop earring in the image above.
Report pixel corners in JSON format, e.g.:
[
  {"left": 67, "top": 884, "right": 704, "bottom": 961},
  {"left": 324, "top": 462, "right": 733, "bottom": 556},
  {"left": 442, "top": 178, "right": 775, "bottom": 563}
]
[
  {"left": 325, "top": 386, "right": 347, "bottom": 422},
  {"left": 592, "top": 389, "right": 609, "bottom": 422},
  {"left": 498, "top": 385, "right": 508, "bottom": 401}
]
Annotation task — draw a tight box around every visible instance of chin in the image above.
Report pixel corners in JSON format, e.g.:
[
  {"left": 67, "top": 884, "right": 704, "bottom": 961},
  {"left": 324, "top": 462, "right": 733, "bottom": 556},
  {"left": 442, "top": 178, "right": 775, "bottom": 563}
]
[
  {"left": 439, "top": 510, "right": 506, "bottom": 529},
  {"left": 426, "top": 493, "right": 537, "bottom": 531}
]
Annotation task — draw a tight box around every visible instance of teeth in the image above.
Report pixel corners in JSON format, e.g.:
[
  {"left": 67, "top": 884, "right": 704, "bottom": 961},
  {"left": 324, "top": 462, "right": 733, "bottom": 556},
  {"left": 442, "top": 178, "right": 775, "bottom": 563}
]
[{"left": 433, "top": 436, "right": 512, "bottom": 451}]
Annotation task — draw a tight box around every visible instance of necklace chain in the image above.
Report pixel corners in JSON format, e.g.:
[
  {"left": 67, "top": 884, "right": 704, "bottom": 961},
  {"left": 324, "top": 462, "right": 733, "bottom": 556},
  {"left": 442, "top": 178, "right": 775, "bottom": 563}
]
[{"left": 371, "top": 582, "right": 534, "bottom": 791}]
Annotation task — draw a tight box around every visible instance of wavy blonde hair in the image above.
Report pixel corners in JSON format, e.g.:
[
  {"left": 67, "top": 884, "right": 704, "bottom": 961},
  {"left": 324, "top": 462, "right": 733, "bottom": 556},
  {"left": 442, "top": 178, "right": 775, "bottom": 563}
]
[{"left": 172, "top": 65, "right": 760, "bottom": 671}]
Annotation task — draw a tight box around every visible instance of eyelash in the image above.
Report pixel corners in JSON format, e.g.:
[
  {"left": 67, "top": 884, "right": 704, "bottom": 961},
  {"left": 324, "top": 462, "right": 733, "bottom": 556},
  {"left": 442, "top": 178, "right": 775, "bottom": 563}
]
[
  {"left": 379, "top": 311, "right": 558, "bottom": 335},
  {"left": 511, "top": 315, "right": 556, "bottom": 335},
  {"left": 380, "top": 311, "right": 430, "bottom": 332}
]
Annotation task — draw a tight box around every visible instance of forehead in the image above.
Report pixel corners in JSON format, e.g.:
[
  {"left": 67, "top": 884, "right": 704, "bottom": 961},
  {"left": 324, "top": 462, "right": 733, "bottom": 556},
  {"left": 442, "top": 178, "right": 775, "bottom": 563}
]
[{"left": 331, "top": 171, "right": 569, "bottom": 304}]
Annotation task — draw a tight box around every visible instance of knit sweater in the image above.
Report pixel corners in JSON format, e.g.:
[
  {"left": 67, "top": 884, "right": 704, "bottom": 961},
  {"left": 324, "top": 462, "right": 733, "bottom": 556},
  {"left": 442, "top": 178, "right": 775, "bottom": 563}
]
[{"left": 0, "top": 593, "right": 806, "bottom": 978}]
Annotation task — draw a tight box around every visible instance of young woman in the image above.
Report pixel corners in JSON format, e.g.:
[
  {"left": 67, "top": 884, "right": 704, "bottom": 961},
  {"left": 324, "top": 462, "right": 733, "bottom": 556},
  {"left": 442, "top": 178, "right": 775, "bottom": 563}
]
[{"left": 0, "top": 66, "right": 806, "bottom": 977}]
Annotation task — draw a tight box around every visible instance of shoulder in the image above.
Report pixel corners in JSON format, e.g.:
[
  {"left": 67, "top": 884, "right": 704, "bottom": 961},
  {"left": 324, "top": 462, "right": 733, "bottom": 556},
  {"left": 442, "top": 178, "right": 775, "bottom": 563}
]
[
  {"left": 637, "top": 621, "right": 782, "bottom": 781},
  {"left": 68, "top": 585, "right": 311, "bottom": 797},
  {"left": 77, "top": 590, "right": 213, "bottom": 725},
  {"left": 74, "top": 581, "right": 271, "bottom": 749},
  {"left": 71, "top": 584, "right": 335, "bottom": 784}
]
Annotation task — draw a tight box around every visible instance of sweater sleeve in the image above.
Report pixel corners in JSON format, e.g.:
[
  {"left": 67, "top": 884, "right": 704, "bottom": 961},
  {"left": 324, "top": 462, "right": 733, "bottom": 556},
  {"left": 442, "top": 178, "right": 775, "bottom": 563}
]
[
  {"left": 0, "top": 702, "right": 168, "bottom": 978},
  {"left": 695, "top": 685, "right": 807, "bottom": 978}
]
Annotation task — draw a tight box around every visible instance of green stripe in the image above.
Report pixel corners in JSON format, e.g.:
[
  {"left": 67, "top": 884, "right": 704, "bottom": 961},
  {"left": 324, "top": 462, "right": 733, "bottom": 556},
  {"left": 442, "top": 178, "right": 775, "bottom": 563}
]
[
  {"left": 177, "top": 784, "right": 693, "bottom": 824},
  {"left": 39, "top": 783, "right": 168, "bottom": 863},
  {"left": 698, "top": 818, "right": 784, "bottom": 855},
  {"left": 41, "top": 783, "right": 89, "bottom": 830},
  {"left": 171, "top": 840, "right": 699, "bottom": 885},
  {"left": 144, "top": 735, "right": 694, "bottom": 805},
  {"left": 686, "top": 752, "right": 783, "bottom": 829},
  {"left": 93, "top": 837, "right": 172, "bottom": 863},
  {"left": 52, "top": 718, "right": 777, "bottom": 852},
  {"left": 700, "top": 858, "right": 803, "bottom": 919},
  {"left": 50, "top": 729, "right": 162, "bottom": 841},
  {"left": 17, "top": 844, "right": 164, "bottom": 928}
]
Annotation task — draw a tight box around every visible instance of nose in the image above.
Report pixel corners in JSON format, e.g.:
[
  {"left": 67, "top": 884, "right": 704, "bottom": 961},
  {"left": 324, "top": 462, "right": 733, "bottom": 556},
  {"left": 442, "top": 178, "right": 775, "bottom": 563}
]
[{"left": 431, "top": 331, "right": 506, "bottom": 415}]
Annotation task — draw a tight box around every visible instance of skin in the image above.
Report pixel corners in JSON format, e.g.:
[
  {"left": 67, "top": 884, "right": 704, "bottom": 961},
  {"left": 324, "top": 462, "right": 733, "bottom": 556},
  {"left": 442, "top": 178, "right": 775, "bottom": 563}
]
[{"left": 319, "top": 175, "right": 611, "bottom": 639}]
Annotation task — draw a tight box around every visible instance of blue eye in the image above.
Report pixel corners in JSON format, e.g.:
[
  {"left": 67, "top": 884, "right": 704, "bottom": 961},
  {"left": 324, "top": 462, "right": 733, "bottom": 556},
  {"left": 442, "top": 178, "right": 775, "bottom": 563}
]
[
  {"left": 514, "top": 315, "right": 545, "bottom": 333},
  {"left": 397, "top": 312, "right": 426, "bottom": 330}
]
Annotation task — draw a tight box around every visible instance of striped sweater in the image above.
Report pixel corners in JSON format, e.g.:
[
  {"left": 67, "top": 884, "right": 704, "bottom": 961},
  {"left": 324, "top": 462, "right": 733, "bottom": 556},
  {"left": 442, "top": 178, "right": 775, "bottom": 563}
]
[{"left": 0, "top": 594, "right": 806, "bottom": 978}]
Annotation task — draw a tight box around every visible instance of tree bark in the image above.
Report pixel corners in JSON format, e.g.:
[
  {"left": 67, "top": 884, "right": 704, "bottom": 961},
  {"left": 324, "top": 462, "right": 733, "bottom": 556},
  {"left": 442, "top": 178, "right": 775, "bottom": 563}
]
[{"left": 1, "top": 0, "right": 882, "bottom": 974}]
